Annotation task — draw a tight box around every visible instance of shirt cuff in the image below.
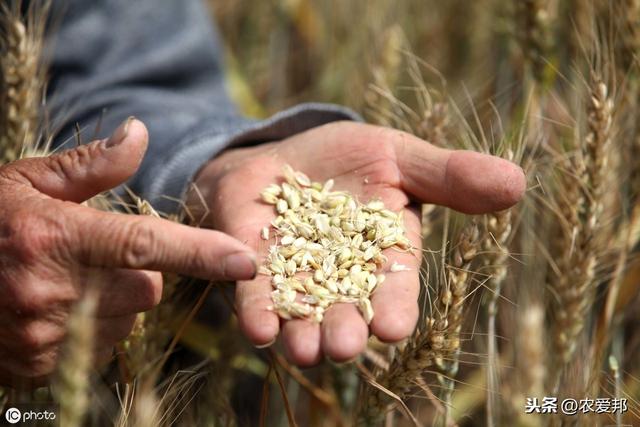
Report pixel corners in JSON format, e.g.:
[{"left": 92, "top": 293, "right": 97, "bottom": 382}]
[{"left": 140, "top": 103, "right": 361, "bottom": 213}]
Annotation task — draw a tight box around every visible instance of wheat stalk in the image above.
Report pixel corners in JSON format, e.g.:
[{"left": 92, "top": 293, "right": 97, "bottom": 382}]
[
  {"left": 53, "top": 287, "right": 98, "bottom": 427},
  {"left": 0, "top": 0, "right": 49, "bottom": 165},
  {"left": 513, "top": 304, "right": 545, "bottom": 426},
  {"left": 483, "top": 207, "right": 514, "bottom": 426},
  {"left": 131, "top": 390, "right": 161, "bottom": 427}
]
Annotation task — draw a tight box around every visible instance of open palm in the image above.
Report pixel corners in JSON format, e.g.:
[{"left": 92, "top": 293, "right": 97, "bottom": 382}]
[{"left": 194, "top": 121, "right": 525, "bottom": 366}]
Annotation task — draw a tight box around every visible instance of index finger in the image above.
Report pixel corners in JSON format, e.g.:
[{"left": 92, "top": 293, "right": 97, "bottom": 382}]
[{"left": 68, "top": 205, "right": 257, "bottom": 281}]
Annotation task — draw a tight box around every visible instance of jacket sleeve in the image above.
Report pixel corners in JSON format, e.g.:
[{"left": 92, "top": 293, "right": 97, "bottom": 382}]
[{"left": 47, "top": 0, "right": 359, "bottom": 213}]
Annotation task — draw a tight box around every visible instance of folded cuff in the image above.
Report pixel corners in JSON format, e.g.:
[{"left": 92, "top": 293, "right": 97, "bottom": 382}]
[{"left": 142, "top": 103, "right": 361, "bottom": 213}]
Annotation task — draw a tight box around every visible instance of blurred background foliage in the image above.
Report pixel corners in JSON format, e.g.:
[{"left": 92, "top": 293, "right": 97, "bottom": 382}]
[{"left": 208, "top": 0, "right": 505, "bottom": 118}]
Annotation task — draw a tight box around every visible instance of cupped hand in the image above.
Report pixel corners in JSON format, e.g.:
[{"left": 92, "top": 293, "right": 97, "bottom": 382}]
[
  {"left": 0, "top": 119, "right": 257, "bottom": 387},
  {"left": 193, "top": 121, "right": 526, "bottom": 366}
]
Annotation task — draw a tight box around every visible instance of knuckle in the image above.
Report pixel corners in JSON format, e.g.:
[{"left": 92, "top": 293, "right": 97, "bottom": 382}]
[
  {"left": 372, "top": 132, "right": 402, "bottom": 178},
  {"left": 11, "top": 287, "right": 40, "bottom": 316},
  {"left": 379, "top": 126, "right": 408, "bottom": 154},
  {"left": 48, "top": 144, "right": 96, "bottom": 183},
  {"left": 19, "top": 348, "right": 58, "bottom": 379},
  {"left": 340, "top": 124, "right": 399, "bottom": 162},
  {"left": 187, "top": 243, "right": 210, "bottom": 276},
  {"left": 5, "top": 276, "right": 76, "bottom": 317},
  {"left": 119, "top": 220, "right": 158, "bottom": 269},
  {"left": 3, "top": 210, "right": 65, "bottom": 264},
  {"left": 9, "top": 282, "right": 49, "bottom": 317},
  {"left": 17, "top": 322, "right": 49, "bottom": 352},
  {"left": 339, "top": 127, "right": 399, "bottom": 185}
]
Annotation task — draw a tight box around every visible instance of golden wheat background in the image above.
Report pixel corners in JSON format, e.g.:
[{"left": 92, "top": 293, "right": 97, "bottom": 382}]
[{"left": 1, "top": 0, "right": 639, "bottom": 426}]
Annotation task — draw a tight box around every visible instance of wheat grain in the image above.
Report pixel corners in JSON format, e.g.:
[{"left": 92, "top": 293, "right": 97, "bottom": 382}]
[{"left": 261, "top": 165, "right": 411, "bottom": 324}]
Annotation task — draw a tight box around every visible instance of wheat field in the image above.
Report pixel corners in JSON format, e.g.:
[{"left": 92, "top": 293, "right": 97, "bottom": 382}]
[{"left": 1, "top": 0, "right": 639, "bottom": 426}]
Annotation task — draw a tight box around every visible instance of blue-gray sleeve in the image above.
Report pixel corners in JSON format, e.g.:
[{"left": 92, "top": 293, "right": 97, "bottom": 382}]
[{"left": 46, "top": 0, "right": 359, "bottom": 213}]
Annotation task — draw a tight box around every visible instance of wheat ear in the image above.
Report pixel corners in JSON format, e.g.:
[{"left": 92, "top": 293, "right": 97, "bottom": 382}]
[
  {"left": 357, "top": 223, "right": 479, "bottom": 425},
  {"left": 0, "top": 0, "right": 49, "bottom": 164},
  {"left": 435, "top": 222, "right": 480, "bottom": 424},
  {"left": 416, "top": 101, "right": 449, "bottom": 148},
  {"left": 515, "top": 0, "right": 551, "bottom": 84},
  {"left": 551, "top": 76, "right": 612, "bottom": 386},
  {"left": 364, "top": 25, "right": 404, "bottom": 128}
]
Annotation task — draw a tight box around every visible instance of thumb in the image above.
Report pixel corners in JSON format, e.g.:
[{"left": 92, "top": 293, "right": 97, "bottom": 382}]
[{"left": 5, "top": 117, "right": 147, "bottom": 202}]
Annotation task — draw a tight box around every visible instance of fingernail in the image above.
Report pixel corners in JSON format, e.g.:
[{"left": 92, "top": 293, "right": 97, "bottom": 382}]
[
  {"left": 326, "top": 355, "right": 359, "bottom": 365},
  {"left": 223, "top": 252, "right": 257, "bottom": 280},
  {"left": 254, "top": 338, "right": 276, "bottom": 349},
  {"left": 106, "top": 116, "right": 135, "bottom": 148}
]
